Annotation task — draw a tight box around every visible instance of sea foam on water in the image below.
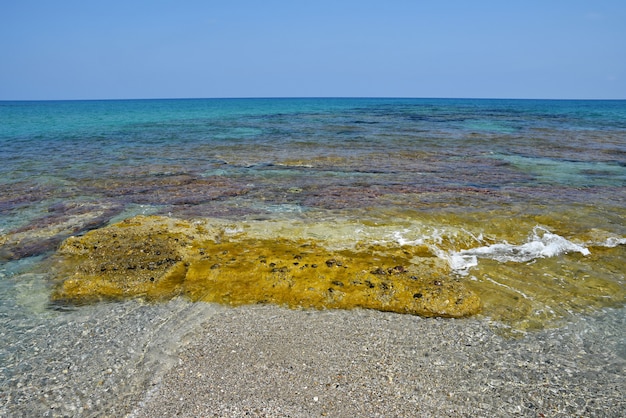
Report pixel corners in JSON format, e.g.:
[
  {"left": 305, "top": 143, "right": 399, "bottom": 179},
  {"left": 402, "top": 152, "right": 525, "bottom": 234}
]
[{"left": 454, "top": 226, "right": 590, "bottom": 266}]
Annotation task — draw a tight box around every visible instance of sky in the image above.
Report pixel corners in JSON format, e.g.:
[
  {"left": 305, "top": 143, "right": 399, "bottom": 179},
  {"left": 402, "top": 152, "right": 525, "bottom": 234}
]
[{"left": 1, "top": 0, "right": 625, "bottom": 100}]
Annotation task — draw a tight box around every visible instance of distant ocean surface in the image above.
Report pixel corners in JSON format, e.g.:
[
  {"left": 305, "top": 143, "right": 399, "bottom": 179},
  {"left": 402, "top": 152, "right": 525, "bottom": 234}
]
[{"left": 1, "top": 98, "right": 625, "bottom": 412}]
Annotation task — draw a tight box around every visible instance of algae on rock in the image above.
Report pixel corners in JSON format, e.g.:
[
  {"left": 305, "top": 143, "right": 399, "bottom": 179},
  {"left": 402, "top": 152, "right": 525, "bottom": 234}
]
[{"left": 51, "top": 215, "right": 481, "bottom": 318}]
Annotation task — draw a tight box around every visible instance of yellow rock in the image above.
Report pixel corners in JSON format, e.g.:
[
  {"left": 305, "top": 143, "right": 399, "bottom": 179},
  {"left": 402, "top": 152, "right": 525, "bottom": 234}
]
[{"left": 50, "top": 215, "right": 481, "bottom": 317}]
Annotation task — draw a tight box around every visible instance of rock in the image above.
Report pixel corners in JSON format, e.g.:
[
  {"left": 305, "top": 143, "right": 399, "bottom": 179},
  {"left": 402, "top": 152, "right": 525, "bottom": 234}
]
[
  {"left": 50, "top": 216, "right": 196, "bottom": 303},
  {"left": 0, "top": 202, "right": 123, "bottom": 261},
  {"left": 50, "top": 215, "right": 481, "bottom": 318}
]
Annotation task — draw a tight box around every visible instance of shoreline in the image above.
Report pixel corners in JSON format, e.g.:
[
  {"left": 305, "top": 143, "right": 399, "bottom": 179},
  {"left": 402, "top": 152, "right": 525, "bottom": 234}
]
[
  {"left": 132, "top": 304, "right": 625, "bottom": 417},
  {"left": 1, "top": 98, "right": 625, "bottom": 417},
  {"left": 1, "top": 299, "right": 624, "bottom": 417}
]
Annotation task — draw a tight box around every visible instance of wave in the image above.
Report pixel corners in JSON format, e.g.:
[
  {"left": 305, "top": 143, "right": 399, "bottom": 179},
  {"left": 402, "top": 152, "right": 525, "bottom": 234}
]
[
  {"left": 594, "top": 236, "right": 626, "bottom": 248},
  {"left": 361, "top": 224, "right": 622, "bottom": 275},
  {"left": 422, "top": 226, "right": 624, "bottom": 274}
]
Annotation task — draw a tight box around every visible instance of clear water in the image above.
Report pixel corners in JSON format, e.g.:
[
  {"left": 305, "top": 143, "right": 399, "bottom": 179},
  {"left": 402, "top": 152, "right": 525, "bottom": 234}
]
[{"left": 1, "top": 98, "right": 625, "bottom": 412}]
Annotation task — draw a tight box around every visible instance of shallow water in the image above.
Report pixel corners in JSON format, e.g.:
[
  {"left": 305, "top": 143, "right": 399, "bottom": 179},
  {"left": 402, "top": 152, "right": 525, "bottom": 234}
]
[
  {"left": 1, "top": 98, "right": 624, "bottom": 320},
  {"left": 1, "top": 98, "right": 625, "bottom": 413}
]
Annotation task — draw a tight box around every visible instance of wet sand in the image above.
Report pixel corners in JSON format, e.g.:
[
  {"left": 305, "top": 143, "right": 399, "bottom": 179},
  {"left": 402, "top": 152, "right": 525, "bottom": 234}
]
[
  {"left": 1, "top": 299, "right": 624, "bottom": 417},
  {"left": 131, "top": 305, "right": 625, "bottom": 417}
]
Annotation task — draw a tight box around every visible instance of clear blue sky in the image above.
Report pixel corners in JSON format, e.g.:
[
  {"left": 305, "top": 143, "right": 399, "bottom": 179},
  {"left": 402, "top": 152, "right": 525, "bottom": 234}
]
[{"left": 1, "top": 0, "right": 625, "bottom": 100}]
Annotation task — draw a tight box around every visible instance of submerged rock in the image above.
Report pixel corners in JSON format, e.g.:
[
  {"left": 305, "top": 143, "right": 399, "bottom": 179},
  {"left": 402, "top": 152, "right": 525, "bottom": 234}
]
[
  {"left": 0, "top": 202, "right": 123, "bottom": 261},
  {"left": 50, "top": 215, "right": 481, "bottom": 318}
]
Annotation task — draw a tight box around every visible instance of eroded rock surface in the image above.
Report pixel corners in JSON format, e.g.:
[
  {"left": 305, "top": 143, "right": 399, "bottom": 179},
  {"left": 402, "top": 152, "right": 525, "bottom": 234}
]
[
  {"left": 0, "top": 202, "right": 123, "bottom": 261},
  {"left": 51, "top": 215, "right": 481, "bottom": 317}
]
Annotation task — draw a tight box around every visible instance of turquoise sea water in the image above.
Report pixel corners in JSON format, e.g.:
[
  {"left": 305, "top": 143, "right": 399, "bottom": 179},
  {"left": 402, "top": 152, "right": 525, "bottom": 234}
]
[
  {"left": 1, "top": 98, "right": 625, "bottom": 304},
  {"left": 1, "top": 98, "right": 625, "bottom": 413},
  {"left": 2, "top": 98, "right": 625, "bottom": 220}
]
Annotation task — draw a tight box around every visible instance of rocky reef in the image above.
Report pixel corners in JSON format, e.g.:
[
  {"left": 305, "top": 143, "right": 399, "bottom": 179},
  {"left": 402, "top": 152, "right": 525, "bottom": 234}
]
[
  {"left": 0, "top": 202, "right": 123, "bottom": 261},
  {"left": 50, "top": 215, "right": 481, "bottom": 318}
]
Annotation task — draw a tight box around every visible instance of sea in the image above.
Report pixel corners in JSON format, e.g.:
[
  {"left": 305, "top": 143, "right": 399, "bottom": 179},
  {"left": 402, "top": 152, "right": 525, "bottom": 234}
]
[{"left": 0, "top": 98, "right": 625, "bottom": 414}]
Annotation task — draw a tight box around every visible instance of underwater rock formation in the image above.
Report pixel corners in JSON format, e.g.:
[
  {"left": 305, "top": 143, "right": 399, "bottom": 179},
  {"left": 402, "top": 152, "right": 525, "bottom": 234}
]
[
  {"left": 0, "top": 202, "right": 123, "bottom": 261},
  {"left": 51, "top": 215, "right": 481, "bottom": 318}
]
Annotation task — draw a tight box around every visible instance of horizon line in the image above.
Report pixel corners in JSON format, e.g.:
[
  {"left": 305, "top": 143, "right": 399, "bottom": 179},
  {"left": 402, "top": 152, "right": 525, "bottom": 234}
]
[{"left": 2, "top": 96, "right": 625, "bottom": 102}]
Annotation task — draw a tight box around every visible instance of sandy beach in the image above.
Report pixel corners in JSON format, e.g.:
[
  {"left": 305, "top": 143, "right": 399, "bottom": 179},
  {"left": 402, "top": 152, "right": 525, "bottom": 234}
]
[
  {"left": 1, "top": 298, "right": 624, "bottom": 417},
  {"left": 131, "top": 304, "right": 625, "bottom": 417}
]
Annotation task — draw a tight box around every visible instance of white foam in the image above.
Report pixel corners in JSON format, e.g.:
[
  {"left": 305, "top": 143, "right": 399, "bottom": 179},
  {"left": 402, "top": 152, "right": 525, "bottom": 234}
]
[
  {"left": 448, "top": 253, "right": 479, "bottom": 272},
  {"left": 369, "top": 225, "right": 607, "bottom": 275},
  {"left": 459, "top": 226, "right": 590, "bottom": 263},
  {"left": 427, "top": 245, "right": 477, "bottom": 276},
  {"left": 444, "top": 226, "right": 590, "bottom": 272},
  {"left": 390, "top": 229, "right": 424, "bottom": 246},
  {"left": 224, "top": 226, "right": 244, "bottom": 235},
  {"left": 597, "top": 236, "right": 626, "bottom": 248}
]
